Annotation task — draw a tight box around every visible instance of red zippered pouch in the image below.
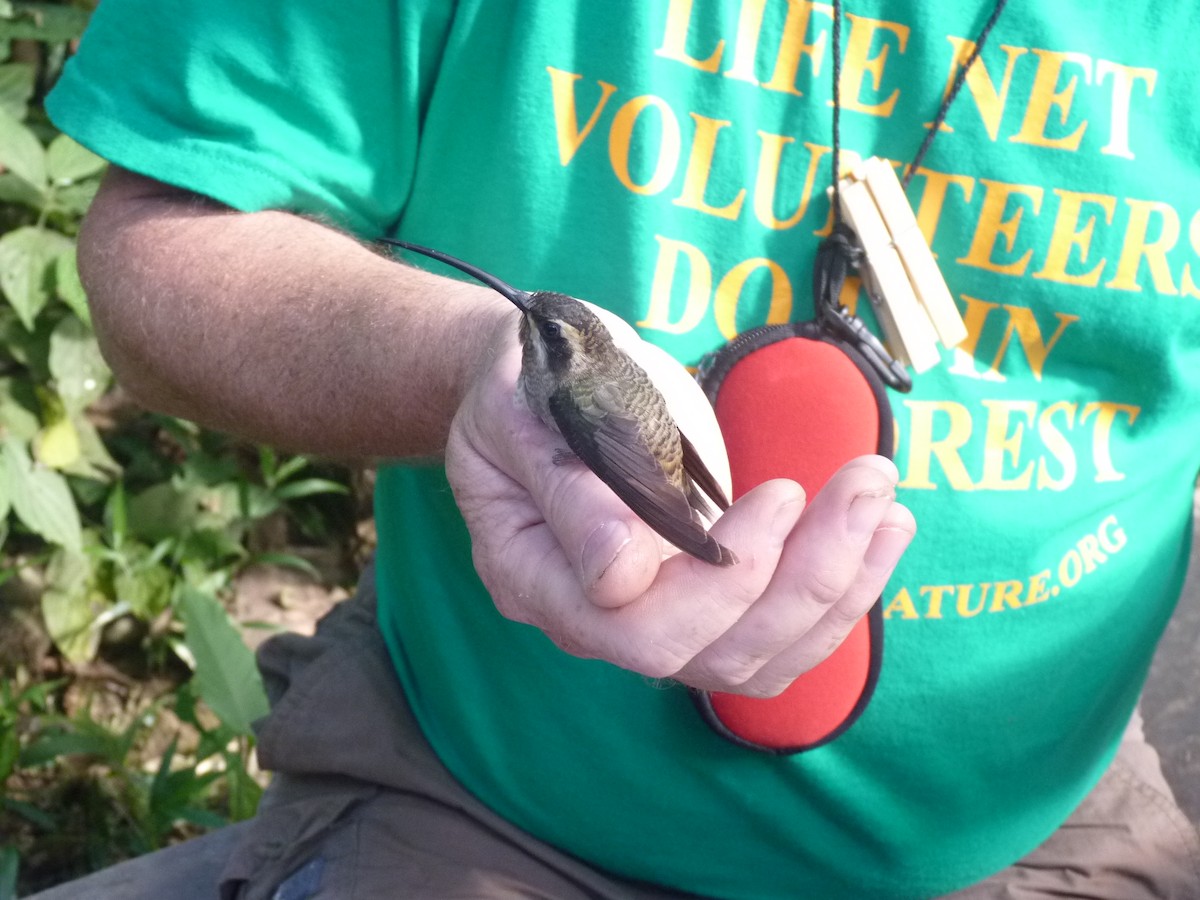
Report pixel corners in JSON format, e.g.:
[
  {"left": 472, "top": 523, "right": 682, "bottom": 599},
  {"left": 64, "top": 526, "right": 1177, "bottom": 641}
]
[{"left": 692, "top": 293, "right": 902, "bottom": 752}]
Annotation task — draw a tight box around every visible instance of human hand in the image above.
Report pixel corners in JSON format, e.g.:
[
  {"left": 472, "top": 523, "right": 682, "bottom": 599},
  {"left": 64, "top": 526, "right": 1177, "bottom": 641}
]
[{"left": 445, "top": 310, "right": 915, "bottom": 697}]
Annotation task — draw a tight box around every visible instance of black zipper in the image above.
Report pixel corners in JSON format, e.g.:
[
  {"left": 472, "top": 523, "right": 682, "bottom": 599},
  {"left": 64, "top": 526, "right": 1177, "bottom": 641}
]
[{"left": 696, "top": 322, "right": 822, "bottom": 405}]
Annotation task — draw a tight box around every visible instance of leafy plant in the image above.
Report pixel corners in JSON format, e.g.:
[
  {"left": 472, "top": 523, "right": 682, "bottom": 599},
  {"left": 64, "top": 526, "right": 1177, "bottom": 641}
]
[
  {"left": 0, "top": 1, "right": 363, "bottom": 893},
  {"left": 1, "top": 671, "right": 265, "bottom": 891}
]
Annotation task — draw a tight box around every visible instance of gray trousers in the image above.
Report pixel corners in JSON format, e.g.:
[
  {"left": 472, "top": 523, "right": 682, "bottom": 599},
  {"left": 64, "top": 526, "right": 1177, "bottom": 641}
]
[{"left": 33, "top": 571, "right": 1200, "bottom": 899}]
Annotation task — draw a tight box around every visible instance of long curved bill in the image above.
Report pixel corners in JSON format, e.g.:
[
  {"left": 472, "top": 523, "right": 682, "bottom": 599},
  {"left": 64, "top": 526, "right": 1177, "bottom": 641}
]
[{"left": 379, "top": 238, "right": 533, "bottom": 313}]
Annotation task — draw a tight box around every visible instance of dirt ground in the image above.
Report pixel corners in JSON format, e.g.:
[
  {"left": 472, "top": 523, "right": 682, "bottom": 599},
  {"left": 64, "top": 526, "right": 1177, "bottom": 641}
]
[{"left": 231, "top": 562, "right": 347, "bottom": 652}]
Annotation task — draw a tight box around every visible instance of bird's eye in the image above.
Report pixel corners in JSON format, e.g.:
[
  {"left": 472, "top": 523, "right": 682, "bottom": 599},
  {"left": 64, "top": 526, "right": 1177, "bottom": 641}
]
[{"left": 539, "top": 321, "right": 562, "bottom": 340}]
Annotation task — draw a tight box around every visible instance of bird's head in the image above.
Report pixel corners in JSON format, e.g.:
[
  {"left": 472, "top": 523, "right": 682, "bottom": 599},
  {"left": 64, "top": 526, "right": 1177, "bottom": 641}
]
[{"left": 519, "top": 292, "right": 613, "bottom": 379}]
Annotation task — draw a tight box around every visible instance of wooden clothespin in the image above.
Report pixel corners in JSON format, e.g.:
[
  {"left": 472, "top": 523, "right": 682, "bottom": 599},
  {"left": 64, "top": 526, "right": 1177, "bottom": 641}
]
[{"left": 832, "top": 158, "right": 968, "bottom": 374}]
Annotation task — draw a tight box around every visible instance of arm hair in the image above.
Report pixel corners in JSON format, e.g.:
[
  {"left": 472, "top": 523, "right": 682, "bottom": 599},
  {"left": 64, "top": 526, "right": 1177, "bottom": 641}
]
[{"left": 78, "top": 167, "right": 514, "bottom": 460}]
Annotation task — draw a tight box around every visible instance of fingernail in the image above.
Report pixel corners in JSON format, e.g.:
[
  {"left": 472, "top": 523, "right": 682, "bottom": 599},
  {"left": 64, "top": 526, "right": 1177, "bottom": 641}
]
[
  {"left": 581, "top": 520, "right": 632, "bottom": 588},
  {"left": 847, "top": 489, "right": 894, "bottom": 536},
  {"left": 852, "top": 455, "right": 899, "bottom": 481}
]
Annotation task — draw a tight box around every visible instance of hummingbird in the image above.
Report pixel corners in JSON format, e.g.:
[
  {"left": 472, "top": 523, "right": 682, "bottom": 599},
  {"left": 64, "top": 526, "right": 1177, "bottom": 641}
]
[{"left": 381, "top": 238, "right": 737, "bottom": 567}]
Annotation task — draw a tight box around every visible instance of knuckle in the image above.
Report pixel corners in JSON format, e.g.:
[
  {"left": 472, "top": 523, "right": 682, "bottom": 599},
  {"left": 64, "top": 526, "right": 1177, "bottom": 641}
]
[
  {"left": 547, "top": 627, "right": 591, "bottom": 660},
  {"left": 701, "top": 647, "right": 768, "bottom": 690},
  {"left": 490, "top": 590, "right": 533, "bottom": 625},
  {"left": 802, "top": 566, "right": 849, "bottom": 607},
  {"left": 623, "top": 641, "right": 690, "bottom": 681},
  {"left": 823, "top": 602, "right": 869, "bottom": 639},
  {"left": 824, "top": 629, "right": 849, "bottom": 658}
]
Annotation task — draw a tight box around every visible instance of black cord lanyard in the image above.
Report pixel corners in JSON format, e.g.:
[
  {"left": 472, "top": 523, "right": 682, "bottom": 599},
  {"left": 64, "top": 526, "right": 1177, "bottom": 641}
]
[{"left": 818, "top": 0, "right": 1009, "bottom": 391}]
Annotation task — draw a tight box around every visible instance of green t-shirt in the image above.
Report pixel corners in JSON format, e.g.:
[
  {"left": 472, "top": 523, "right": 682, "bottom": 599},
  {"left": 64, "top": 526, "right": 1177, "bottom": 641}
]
[{"left": 49, "top": 1, "right": 1200, "bottom": 896}]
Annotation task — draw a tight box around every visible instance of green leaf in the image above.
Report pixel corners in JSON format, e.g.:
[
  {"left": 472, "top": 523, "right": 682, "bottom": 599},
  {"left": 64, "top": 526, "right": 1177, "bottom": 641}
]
[
  {"left": 257, "top": 445, "right": 279, "bottom": 479},
  {"left": 273, "top": 478, "right": 349, "bottom": 500},
  {"left": 53, "top": 247, "right": 90, "bottom": 324},
  {"left": 224, "top": 750, "right": 263, "bottom": 821},
  {"left": 48, "top": 177, "right": 99, "bottom": 217},
  {"left": 0, "top": 170, "right": 43, "bottom": 209},
  {"left": 268, "top": 453, "right": 311, "bottom": 486},
  {"left": 0, "top": 726, "right": 17, "bottom": 782},
  {"left": 2, "top": 437, "right": 82, "bottom": 551},
  {"left": 180, "top": 450, "right": 238, "bottom": 487},
  {"left": 147, "top": 734, "right": 178, "bottom": 805},
  {"left": 0, "top": 62, "right": 34, "bottom": 120},
  {"left": 172, "top": 681, "right": 199, "bottom": 727},
  {"left": 20, "top": 722, "right": 121, "bottom": 767},
  {"left": 0, "top": 305, "right": 52, "bottom": 377},
  {"left": 251, "top": 552, "right": 320, "bottom": 581},
  {"left": 58, "top": 412, "right": 120, "bottom": 481},
  {"left": 238, "top": 482, "right": 280, "bottom": 521},
  {"left": 32, "top": 402, "right": 80, "bottom": 469},
  {"left": 0, "top": 376, "right": 39, "bottom": 441},
  {"left": 126, "top": 481, "right": 215, "bottom": 544},
  {"left": 179, "top": 567, "right": 231, "bottom": 599},
  {"left": 41, "top": 548, "right": 108, "bottom": 664},
  {"left": 147, "top": 739, "right": 227, "bottom": 843},
  {"left": 0, "top": 226, "right": 72, "bottom": 329},
  {"left": 45, "top": 134, "right": 105, "bottom": 185},
  {"left": 49, "top": 314, "right": 109, "bottom": 413},
  {"left": 198, "top": 482, "right": 245, "bottom": 529},
  {"left": 115, "top": 562, "right": 172, "bottom": 620},
  {"left": 13, "top": 677, "right": 65, "bottom": 713},
  {"left": 178, "top": 527, "right": 246, "bottom": 570},
  {"left": 104, "top": 479, "right": 127, "bottom": 543},
  {"left": 0, "top": 845, "right": 17, "bottom": 900},
  {"left": 175, "top": 805, "right": 227, "bottom": 831},
  {"left": 178, "top": 588, "right": 269, "bottom": 735},
  {"left": 0, "top": 797, "right": 55, "bottom": 831},
  {"left": 0, "top": 106, "right": 44, "bottom": 189}
]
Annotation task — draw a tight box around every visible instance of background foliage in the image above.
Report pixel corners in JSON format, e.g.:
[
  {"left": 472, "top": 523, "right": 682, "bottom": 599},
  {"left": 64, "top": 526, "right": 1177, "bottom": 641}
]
[{"left": 0, "top": 4, "right": 364, "bottom": 895}]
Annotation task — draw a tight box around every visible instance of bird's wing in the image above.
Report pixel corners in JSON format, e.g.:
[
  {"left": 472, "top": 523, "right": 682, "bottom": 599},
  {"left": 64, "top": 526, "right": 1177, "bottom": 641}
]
[
  {"left": 679, "top": 429, "right": 731, "bottom": 513},
  {"left": 549, "top": 385, "right": 733, "bottom": 565}
]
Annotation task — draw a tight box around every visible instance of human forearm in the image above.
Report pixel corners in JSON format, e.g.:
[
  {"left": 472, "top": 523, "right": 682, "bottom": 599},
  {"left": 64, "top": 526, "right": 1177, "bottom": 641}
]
[
  {"left": 77, "top": 167, "right": 512, "bottom": 459},
  {"left": 81, "top": 172, "right": 917, "bottom": 697}
]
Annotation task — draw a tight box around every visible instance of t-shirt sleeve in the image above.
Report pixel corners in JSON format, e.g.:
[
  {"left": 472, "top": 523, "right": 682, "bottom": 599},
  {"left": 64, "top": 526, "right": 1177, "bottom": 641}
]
[{"left": 46, "top": 0, "right": 454, "bottom": 236}]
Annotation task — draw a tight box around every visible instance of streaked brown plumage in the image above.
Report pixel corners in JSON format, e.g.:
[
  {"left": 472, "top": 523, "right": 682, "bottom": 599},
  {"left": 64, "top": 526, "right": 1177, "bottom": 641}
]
[{"left": 381, "top": 239, "right": 736, "bottom": 566}]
